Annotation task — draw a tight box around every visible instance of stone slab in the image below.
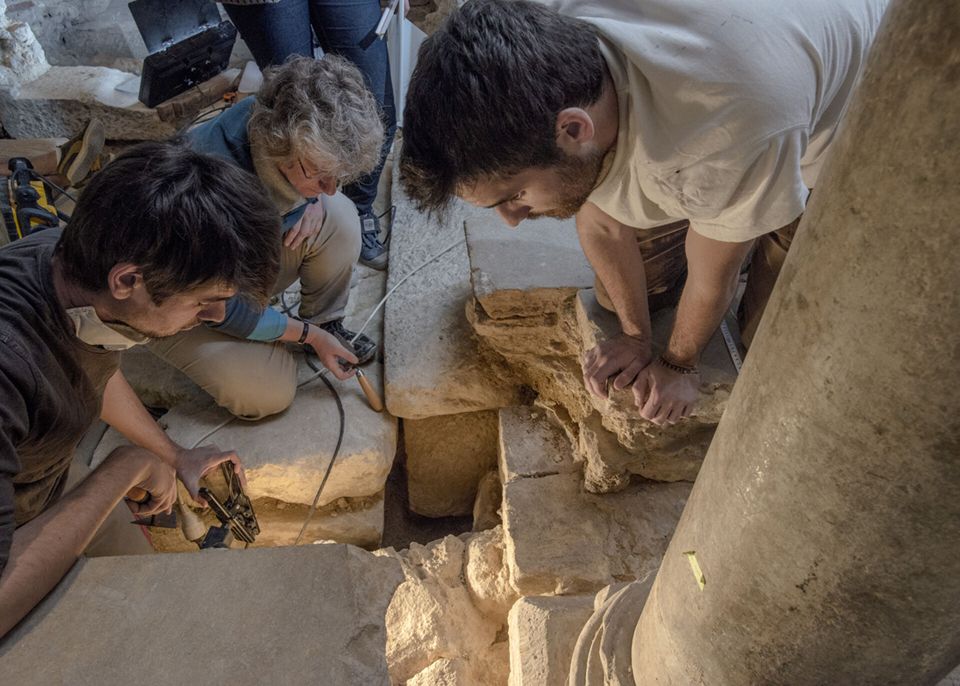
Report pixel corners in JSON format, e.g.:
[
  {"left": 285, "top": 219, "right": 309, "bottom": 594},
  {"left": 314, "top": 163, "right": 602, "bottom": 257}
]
[
  {"left": 0, "top": 545, "right": 403, "bottom": 685},
  {"left": 0, "top": 18, "right": 49, "bottom": 89},
  {"left": 500, "top": 411, "right": 690, "bottom": 595},
  {"left": 405, "top": 410, "right": 500, "bottom": 518},
  {"left": 498, "top": 406, "right": 580, "bottom": 483},
  {"left": 465, "top": 214, "right": 594, "bottom": 319},
  {"left": 384, "top": 162, "right": 520, "bottom": 419},
  {"left": 508, "top": 595, "right": 595, "bottom": 686},
  {"left": 0, "top": 66, "right": 181, "bottom": 140},
  {"left": 105, "top": 359, "right": 395, "bottom": 507}
]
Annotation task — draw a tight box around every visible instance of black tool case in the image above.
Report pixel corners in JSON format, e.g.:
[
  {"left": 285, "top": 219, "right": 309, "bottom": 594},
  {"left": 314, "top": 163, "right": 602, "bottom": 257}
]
[{"left": 129, "top": 0, "right": 237, "bottom": 108}]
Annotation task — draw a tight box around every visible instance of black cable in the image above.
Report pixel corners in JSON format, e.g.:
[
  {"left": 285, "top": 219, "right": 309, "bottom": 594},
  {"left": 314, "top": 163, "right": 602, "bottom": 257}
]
[
  {"left": 32, "top": 171, "right": 78, "bottom": 205},
  {"left": 295, "top": 348, "right": 346, "bottom": 545},
  {"left": 378, "top": 204, "right": 396, "bottom": 247}
]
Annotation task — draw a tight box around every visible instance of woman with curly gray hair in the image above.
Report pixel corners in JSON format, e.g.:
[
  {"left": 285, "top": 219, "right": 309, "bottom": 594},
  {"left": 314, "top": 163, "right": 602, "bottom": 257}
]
[{"left": 147, "top": 55, "right": 385, "bottom": 420}]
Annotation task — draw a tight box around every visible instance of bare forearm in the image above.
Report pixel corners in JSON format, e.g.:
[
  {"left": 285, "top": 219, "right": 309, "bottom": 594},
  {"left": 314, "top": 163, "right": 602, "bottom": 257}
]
[
  {"left": 666, "top": 230, "right": 753, "bottom": 366},
  {"left": 100, "top": 370, "right": 179, "bottom": 466},
  {"left": 576, "top": 204, "right": 651, "bottom": 339},
  {"left": 666, "top": 276, "right": 738, "bottom": 366},
  {"left": 0, "top": 449, "right": 149, "bottom": 637}
]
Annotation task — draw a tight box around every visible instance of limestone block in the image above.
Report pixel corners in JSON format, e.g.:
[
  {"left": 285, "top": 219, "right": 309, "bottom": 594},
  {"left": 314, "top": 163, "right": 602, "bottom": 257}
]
[
  {"left": 379, "top": 529, "right": 514, "bottom": 684},
  {"left": 405, "top": 410, "right": 499, "bottom": 517},
  {"left": 380, "top": 535, "right": 502, "bottom": 683},
  {"left": 500, "top": 409, "right": 690, "bottom": 595},
  {"left": 465, "top": 525, "right": 519, "bottom": 621},
  {"left": 384, "top": 163, "right": 520, "bottom": 419},
  {"left": 465, "top": 295, "right": 595, "bottom": 426},
  {"left": 96, "top": 356, "right": 396, "bottom": 508},
  {"left": 465, "top": 214, "right": 594, "bottom": 319},
  {"left": 498, "top": 406, "right": 581, "bottom": 483},
  {"left": 0, "top": 66, "right": 180, "bottom": 139},
  {"left": 574, "top": 289, "right": 736, "bottom": 486},
  {"left": 0, "top": 19, "right": 49, "bottom": 89},
  {"left": 473, "top": 469, "right": 503, "bottom": 531},
  {"left": 1, "top": 545, "right": 403, "bottom": 686},
  {"left": 508, "top": 595, "right": 595, "bottom": 686}
]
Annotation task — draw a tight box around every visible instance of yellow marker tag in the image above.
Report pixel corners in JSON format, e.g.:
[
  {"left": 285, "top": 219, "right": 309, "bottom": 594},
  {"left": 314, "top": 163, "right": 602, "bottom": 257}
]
[{"left": 684, "top": 551, "right": 705, "bottom": 591}]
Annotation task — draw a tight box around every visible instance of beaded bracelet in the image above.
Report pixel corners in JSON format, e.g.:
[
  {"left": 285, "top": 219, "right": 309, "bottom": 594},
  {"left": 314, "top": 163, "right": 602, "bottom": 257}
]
[{"left": 657, "top": 355, "right": 699, "bottom": 375}]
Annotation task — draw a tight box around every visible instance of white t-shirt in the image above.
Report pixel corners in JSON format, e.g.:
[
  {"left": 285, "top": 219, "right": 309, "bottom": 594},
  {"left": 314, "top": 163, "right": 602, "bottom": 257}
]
[{"left": 545, "top": 0, "right": 888, "bottom": 241}]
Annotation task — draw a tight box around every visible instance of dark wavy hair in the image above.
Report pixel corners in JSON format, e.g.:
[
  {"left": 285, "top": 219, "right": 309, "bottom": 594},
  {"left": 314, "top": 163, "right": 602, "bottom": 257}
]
[
  {"left": 56, "top": 141, "right": 280, "bottom": 304},
  {"left": 399, "top": 0, "right": 605, "bottom": 213}
]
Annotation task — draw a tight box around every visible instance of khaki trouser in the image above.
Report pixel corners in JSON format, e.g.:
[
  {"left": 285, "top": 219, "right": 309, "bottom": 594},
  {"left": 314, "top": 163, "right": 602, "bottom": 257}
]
[
  {"left": 594, "top": 217, "right": 799, "bottom": 347},
  {"left": 148, "top": 192, "right": 361, "bottom": 419}
]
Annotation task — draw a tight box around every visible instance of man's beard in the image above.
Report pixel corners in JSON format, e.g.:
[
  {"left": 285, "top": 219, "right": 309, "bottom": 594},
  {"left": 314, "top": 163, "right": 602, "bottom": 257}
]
[{"left": 529, "top": 149, "right": 606, "bottom": 220}]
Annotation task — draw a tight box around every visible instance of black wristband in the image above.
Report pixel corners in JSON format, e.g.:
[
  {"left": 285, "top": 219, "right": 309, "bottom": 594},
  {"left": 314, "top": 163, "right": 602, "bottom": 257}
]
[
  {"left": 657, "top": 355, "right": 699, "bottom": 375},
  {"left": 297, "top": 319, "right": 310, "bottom": 345}
]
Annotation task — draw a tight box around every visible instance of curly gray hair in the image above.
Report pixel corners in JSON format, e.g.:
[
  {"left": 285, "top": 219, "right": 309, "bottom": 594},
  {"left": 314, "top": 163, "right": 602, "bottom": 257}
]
[{"left": 248, "top": 55, "right": 385, "bottom": 186}]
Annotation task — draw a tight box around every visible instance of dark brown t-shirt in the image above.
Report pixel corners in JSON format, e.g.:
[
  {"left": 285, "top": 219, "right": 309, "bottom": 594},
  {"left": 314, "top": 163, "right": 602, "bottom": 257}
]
[{"left": 0, "top": 230, "right": 119, "bottom": 576}]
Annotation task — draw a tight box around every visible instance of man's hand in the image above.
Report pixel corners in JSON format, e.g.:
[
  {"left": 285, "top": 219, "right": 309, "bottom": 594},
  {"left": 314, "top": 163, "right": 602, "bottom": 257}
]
[
  {"left": 632, "top": 361, "right": 700, "bottom": 426},
  {"left": 284, "top": 199, "right": 325, "bottom": 250},
  {"left": 582, "top": 333, "right": 653, "bottom": 399},
  {"left": 173, "top": 445, "right": 245, "bottom": 506},
  {"left": 307, "top": 326, "right": 359, "bottom": 381},
  {"left": 127, "top": 453, "right": 177, "bottom": 515}
]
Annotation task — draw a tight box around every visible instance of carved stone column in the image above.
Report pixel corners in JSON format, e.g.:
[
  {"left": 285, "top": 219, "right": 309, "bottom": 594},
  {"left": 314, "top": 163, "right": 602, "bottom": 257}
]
[{"left": 629, "top": 1, "right": 960, "bottom": 683}]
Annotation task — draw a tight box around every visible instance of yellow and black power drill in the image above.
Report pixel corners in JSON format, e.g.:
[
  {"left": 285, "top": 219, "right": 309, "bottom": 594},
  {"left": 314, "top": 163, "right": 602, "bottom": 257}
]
[{"left": 0, "top": 157, "right": 64, "bottom": 246}]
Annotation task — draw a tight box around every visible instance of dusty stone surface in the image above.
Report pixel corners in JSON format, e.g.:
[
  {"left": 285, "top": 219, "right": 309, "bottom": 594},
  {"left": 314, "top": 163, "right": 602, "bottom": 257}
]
[
  {"left": 405, "top": 410, "right": 499, "bottom": 517},
  {"left": 1, "top": 545, "right": 403, "bottom": 685},
  {"left": 499, "top": 408, "right": 690, "bottom": 595},
  {"left": 384, "top": 163, "right": 521, "bottom": 419},
  {"left": 379, "top": 527, "right": 516, "bottom": 685},
  {"left": 465, "top": 526, "right": 519, "bottom": 620},
  {"left": 508, "top": 594, "right": 595, "bottom": 686},
  {"left": 467, "top": 284, "right": 737, "bottom": 491},
  {"left": 498, "top": 406, "right": 581, "bottom": 483},
  {"left": 95, "top": 363, "right": 396, "bottom": 508},
  {"left": 466, "top": 214, "right": 594, "bottom": 319},
  {"left": 472, "top": 469, "right": 502, "bottom": 531},
  {"left": 0, "top": 14, "right": 49, "bottom": 89},
  {"left": 0, "top": 66, "right": 181, "bottom": 139}
]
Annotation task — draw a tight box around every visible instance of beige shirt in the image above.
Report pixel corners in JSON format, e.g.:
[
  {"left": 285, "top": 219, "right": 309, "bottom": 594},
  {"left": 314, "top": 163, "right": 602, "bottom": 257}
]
[{"left": 546, "top": 0, "right": 888, "bottom": 241}]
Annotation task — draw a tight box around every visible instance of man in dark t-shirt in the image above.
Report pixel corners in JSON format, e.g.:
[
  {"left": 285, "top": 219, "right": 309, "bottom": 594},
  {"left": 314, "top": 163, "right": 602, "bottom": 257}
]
[{"left": 0, "top": 141, "right": 281, "bottom": 637}]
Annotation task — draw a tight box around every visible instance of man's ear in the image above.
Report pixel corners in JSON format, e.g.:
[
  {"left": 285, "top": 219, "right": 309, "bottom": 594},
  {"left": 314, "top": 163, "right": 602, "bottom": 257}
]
[
  {"left": 555, "top": 108, "right": 596, "bottom": 155},
  {"left": 106, "top": 263, "right": 142, "bottom": 301}
]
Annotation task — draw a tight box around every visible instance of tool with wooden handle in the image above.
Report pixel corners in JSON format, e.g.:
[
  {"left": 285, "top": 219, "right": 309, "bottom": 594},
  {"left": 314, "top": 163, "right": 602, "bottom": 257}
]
[
  {"left": 126, "top": 486, "right": 150, "bottom": 504},
  {"left": 355, "top": 368, "right": 383, "bottom": 412}
]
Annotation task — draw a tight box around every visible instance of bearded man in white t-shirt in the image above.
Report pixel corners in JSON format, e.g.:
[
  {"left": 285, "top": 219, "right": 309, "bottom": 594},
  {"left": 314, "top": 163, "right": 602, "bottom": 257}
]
[{"left": 400, "top": 0, "right": 888, "bottom": 426}]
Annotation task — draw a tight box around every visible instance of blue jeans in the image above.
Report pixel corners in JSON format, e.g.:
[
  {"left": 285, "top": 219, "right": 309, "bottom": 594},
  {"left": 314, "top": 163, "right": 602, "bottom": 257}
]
[{"left": 223, "top": 0, "right": 398, "bottom": 216}]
